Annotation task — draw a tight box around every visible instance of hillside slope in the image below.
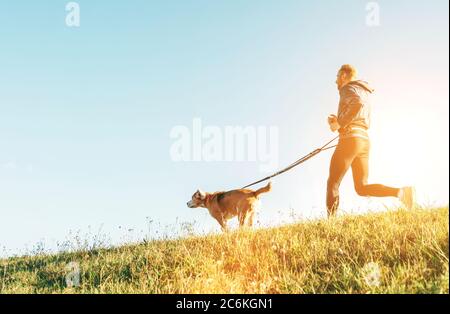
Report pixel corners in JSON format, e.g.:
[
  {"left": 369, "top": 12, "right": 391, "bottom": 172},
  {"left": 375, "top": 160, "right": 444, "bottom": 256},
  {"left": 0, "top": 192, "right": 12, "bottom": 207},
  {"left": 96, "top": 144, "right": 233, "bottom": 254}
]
[{"left": 1, "top": 207, "right": 448, "bottom": 294}]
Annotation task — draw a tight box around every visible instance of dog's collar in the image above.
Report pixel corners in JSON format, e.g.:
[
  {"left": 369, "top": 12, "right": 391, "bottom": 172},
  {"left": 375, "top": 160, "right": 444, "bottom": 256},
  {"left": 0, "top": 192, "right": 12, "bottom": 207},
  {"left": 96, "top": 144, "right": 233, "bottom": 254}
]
[
  {"left": 203, "top": 193, "right": 213, "bottom": 208},
  {"left": 204, "top": 192, "right": 225, "bottom": 208}
]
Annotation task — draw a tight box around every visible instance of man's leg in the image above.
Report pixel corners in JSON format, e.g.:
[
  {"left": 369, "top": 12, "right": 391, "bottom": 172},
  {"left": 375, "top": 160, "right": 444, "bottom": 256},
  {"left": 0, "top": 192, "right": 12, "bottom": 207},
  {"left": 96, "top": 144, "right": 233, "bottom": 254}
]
[
  {"left": 326, "top": 140, "right": 357, "bottom": 217},
  {"left": 351, "top": 140, "right": 400, "bottom": 197}
]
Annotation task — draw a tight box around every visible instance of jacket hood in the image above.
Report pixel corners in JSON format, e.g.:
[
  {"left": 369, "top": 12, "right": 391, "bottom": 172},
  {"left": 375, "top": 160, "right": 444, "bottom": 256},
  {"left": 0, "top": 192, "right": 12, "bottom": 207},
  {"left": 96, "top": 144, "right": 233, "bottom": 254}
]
[{"left": 347, "top": 80, "right": 374, "bottom": 93}]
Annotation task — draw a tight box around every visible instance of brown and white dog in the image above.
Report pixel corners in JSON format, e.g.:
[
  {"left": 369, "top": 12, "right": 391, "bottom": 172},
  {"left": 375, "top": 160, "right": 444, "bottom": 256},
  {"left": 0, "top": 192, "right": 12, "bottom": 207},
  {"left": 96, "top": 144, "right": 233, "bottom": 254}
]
[{"left": 187, "top": 182, "right": 272, "bottom": 231}]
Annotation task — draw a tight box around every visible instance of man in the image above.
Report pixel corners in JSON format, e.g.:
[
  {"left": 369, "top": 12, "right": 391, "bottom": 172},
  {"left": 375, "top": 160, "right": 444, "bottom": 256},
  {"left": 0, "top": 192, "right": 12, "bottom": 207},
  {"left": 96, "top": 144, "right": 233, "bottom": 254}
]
[{"left": 326, "top": 64, "right": 415, "bottom": 217}]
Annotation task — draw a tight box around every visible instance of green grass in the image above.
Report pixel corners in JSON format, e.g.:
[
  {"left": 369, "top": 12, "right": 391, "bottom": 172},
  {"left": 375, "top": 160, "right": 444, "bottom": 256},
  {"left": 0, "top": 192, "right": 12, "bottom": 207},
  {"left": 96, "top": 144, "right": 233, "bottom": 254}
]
[{"left": 1, "top": 207, "right": 448, "bottom": 294}]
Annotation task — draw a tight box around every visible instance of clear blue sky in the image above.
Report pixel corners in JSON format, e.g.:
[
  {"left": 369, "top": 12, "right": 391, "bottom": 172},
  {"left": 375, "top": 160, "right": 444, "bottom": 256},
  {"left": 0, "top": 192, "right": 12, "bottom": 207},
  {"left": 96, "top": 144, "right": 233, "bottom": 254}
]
[{"left": 1, "top": 0, "right": 448, "bottom": 257}]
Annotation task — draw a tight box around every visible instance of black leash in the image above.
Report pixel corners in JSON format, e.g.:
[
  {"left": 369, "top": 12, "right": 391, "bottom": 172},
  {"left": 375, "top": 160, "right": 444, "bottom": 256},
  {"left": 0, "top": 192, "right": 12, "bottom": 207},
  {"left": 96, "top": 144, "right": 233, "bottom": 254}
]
[{"left": 242, "top": 135, "right": 340, "bottom": 189}]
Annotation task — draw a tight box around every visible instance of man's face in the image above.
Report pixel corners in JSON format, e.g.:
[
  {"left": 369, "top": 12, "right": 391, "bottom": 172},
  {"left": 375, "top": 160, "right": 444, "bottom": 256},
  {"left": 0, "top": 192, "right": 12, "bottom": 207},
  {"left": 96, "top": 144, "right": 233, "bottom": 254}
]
[{"left": 335, "top": 71, "right": 348, "bottom": 90}]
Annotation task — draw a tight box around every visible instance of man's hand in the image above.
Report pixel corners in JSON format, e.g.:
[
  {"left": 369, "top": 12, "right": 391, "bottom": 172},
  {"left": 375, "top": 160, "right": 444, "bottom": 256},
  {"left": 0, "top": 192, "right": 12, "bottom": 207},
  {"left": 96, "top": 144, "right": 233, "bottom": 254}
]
[{"left": 328, "top": 114, "right": 340, "bottom": 132}]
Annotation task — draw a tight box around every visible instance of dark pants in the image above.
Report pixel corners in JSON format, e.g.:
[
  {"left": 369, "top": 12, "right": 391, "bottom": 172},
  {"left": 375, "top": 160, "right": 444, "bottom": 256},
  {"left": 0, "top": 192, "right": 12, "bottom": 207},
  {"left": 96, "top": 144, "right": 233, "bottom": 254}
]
[{"left": 326, "top": 137, "right": 400, "bottom": 217}]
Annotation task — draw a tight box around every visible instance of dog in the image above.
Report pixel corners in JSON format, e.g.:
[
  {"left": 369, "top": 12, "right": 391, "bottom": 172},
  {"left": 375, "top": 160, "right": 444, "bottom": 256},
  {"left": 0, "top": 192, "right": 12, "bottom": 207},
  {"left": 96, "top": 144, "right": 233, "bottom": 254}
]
[{"left": 187, "top": 182, "right": 272, "bottom": 231}]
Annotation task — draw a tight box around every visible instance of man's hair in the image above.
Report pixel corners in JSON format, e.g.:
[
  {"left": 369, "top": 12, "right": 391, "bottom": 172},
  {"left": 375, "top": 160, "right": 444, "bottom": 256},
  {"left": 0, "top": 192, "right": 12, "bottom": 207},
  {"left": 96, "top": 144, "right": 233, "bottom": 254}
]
[{"left": 339, "top": 64, "right": 358, "bottom": 79}]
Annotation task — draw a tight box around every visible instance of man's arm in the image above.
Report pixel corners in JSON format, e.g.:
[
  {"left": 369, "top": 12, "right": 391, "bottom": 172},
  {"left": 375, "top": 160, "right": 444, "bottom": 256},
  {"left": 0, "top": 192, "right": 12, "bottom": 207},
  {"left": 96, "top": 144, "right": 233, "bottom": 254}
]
[
  {"left": 328, "top": 114, "right": 340, "bottom": 132},
  {"left": 337, "top": 86, "right": 363, "bottom": 130}
]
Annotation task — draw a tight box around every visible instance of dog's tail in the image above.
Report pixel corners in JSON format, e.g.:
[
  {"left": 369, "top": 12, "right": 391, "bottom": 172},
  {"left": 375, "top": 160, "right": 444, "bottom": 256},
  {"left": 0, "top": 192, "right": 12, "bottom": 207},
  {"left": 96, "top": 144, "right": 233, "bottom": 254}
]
[{"left": 253, "top": 182, "right": 272, "bottom": 198}]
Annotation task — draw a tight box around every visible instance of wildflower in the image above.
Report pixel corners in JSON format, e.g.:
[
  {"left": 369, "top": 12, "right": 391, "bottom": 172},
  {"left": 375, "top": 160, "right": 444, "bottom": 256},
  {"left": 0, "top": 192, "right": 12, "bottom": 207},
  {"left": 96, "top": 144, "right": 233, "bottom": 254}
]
[
  {"left": 260, "top": 282, "right": 267, "bottom": 291},
  {"left": 362, "top": 262, "right": 381, "bottom": 287}
]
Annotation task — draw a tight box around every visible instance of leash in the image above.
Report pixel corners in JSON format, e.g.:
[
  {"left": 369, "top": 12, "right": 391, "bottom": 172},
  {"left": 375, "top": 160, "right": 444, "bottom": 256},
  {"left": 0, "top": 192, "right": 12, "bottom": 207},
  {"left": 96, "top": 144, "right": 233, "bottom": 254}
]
[{"left": 242, "top": 135, "right": 340, "bottom": 189}]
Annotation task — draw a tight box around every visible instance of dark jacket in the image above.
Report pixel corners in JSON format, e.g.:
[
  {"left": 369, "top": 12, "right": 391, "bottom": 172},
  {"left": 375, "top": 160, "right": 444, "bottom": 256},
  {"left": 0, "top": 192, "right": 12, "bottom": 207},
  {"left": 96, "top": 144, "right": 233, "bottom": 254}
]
[{"left": 337, "top": 80, "right": 374, "bottom": 139}]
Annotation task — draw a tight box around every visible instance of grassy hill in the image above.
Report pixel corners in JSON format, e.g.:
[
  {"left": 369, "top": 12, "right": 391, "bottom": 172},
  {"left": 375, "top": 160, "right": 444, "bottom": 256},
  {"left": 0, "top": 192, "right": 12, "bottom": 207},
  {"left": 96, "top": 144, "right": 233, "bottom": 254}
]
[{"left": 1, "top": 207, "right": 448, "bottom": 294}]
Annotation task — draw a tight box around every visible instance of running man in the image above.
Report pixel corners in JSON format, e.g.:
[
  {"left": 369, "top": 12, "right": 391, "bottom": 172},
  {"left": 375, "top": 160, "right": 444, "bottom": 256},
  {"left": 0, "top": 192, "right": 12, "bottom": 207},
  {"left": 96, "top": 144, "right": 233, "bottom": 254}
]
[{"left": 327, "top": 64, "right": 415, "bottom": 217}]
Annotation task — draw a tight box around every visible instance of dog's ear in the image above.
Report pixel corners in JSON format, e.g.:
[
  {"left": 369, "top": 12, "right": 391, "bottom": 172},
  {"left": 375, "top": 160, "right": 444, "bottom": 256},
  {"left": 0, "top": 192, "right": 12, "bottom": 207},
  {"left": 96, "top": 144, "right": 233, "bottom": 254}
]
[{"left": 197, "top": 189, "right": 206, "bottom": 200}]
